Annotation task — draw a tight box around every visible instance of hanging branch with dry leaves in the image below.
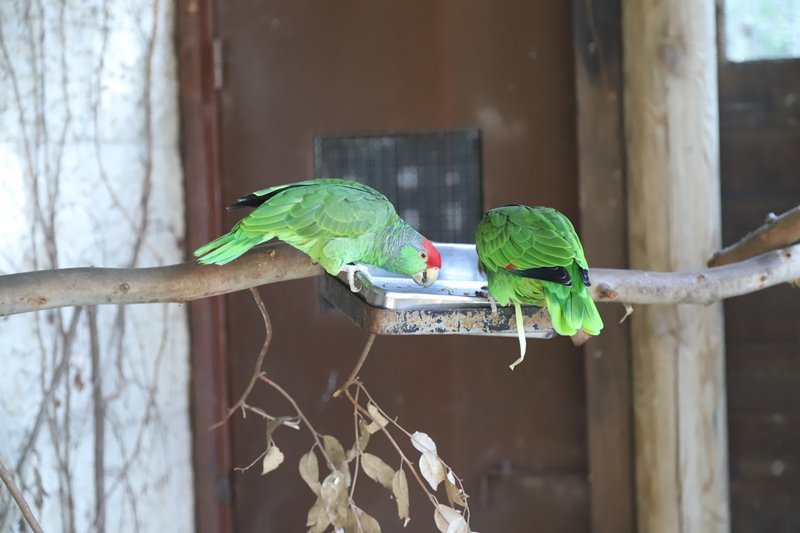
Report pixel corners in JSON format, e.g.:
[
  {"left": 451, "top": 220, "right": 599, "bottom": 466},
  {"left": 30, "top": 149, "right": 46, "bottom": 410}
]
[{"left": 217, "top": 289, "right": 476, "bottom": 532}]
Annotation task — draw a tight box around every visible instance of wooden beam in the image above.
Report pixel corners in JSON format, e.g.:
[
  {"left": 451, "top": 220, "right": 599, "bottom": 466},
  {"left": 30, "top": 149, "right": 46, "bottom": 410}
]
[
  {"left": 177, "top": 0, "right": 235, "bottom": 531},
  {"left": 572, "top": 0, "right": 635, "bottom": 531},
  {"left": 623, "top": 1, "right": 730, "bottom": 532}
]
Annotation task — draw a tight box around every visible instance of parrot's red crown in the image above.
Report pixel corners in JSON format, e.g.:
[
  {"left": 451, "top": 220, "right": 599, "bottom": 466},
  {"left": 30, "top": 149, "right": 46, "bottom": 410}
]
[{"left": 423, "top": 239, "right": 441, "bottom": 269}]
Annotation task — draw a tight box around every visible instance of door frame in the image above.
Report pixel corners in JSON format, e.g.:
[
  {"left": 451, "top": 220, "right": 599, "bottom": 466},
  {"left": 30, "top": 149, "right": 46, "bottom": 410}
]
[{"left": 177, "top": 2, "right": 637, "bottom": 531}]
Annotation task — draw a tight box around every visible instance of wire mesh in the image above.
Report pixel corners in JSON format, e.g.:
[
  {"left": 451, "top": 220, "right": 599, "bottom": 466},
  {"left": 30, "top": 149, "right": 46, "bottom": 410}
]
[{"left": 314, "top": 128, "right": 483, "bottom": 243}]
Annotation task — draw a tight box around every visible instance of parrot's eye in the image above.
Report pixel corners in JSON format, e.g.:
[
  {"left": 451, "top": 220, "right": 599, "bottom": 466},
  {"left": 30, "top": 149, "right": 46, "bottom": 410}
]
[{"left": 420, "top": 251, "right": 428, "bottom": 260}]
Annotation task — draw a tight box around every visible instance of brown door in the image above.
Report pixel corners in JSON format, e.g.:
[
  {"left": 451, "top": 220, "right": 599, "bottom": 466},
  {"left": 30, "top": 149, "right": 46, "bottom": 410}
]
[
  {"left": 211, "top": 2, "right": 587, "bottom": 531},
  {"left": 718, "top": 53, "right": 800, "bottom": 532}
]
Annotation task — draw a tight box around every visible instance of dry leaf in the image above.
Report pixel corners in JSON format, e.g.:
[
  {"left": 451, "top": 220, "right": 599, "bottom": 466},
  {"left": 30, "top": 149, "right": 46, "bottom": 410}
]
[
  {"left": 266, "top": 415, "right": 299, "bottom": 437},
  {"left": 434, "top": 504, "right": 462, "bottom": 533},
  {"left": 445, "top": 470, "right": 467, "bottom": 507},
  {"left": 620, "top": 303, "right": 634, "bottom": 323},
  {"left": 391, "top": 469, "right": 410, "bottom": 524},
  {"left": 345, "top": 506, "right": 381, "bottom": 533},
  {"left": 419, "top": 451, "right": 445, "bottom": 490},
  {"left": 365, "top": 402, "right": 389, "bottom": 434},
  {"left": 299, "top": 449, "right": 321, "bottom": 495},
  {"left": 306, "top": 495, "right": 330, "bottom": 533},
  {"left": 346, "top": 419, "right": 372, "bottom": 462},
  {"left": 320, "top": 471, "right": 349, "bottom": 529},
  {"left": 322, "top": 435, "right": 347, "bottom": 467},
  {"left": 360, "top": 453, "right": 394, "bottom": 490},
  {"left": 261, "top": 443, "right": 284, "bottom": 475},
  {"left": 410, "top": 431, "right": 437, "bottom": 454},
  {"left": 446, "top": 516, "right": 469, "bottom": 533}
]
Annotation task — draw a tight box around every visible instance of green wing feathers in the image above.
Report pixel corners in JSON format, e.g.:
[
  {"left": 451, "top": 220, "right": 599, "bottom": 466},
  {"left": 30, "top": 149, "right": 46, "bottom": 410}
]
[
  {"left": 476, "top": 205, "right": 603, "bottom": 339},
  {"left": 194, "top": 230, "right": 267, "bottom": 265},
  {"left": 194, "top": 179, "right": 395, "bottom": 271}
]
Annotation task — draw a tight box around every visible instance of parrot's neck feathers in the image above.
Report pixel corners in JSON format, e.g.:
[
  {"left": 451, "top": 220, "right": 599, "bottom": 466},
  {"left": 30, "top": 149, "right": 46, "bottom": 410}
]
[{"left": 370, "top": 218, "right": 422, "bottom": 266}]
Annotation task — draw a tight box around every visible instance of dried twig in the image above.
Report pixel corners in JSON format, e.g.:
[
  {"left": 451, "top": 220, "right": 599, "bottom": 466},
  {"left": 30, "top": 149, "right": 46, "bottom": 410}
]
[
  {"left": 334, "top": 334, "right": 377, "bottom": 398},
  {"left": 0, "top": 455, "right": 44, "bottom": 533},
  {"left": 343, "top": 384, "right": 441, "bottom": 510},
  {"left": 260, "top": 376, "right": 334, "bottom": 468},
  {"left": 708, "top": 205, "right": 800, "bottom": 267},
  {"left": 211, "top": 288, "right": 274, "bottom": 429}
]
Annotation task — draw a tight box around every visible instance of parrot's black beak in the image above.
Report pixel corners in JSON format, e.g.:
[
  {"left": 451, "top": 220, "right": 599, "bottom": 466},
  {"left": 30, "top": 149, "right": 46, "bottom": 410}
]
[{"left": 413, "top": 267, "right": 439, "bottom": 288}]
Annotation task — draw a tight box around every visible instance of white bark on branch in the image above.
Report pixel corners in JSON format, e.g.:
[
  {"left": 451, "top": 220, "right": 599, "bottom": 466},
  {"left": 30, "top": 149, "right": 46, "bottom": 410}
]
[
  {"left": 590, "top": 243, "right": 800, "bottom": 305},
  {"left": 707, "top": 205, "right": 800, "bottom": 267},
  {"left": 2, "top": 242, "right": 800, "bottom": 317},
  {"left": 0, "top": 244, "right": 321, "bottom": 316}
]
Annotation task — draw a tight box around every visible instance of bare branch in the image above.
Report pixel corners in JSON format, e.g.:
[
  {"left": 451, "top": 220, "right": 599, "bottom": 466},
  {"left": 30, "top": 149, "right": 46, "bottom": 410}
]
[
  {"left": 2, "top": 241, "right": 800, "bottom": 318},
  {"left": 210, "top": 288, "right": 273, "bottom": 429},
  {"left": 0, "top": 244, "right": 321, "bottom": 316},
  {"left": 708, "top": 205, "right": 800, "bottom": 267},
  {"left": 0, "top": 454, "right": 44, "bottom": 533},
  {"left": 334, "top": 334, "right": 377, "bottom": 398},
  {"left": 591, "top": 243, "right": 800, "bottom": 305}
]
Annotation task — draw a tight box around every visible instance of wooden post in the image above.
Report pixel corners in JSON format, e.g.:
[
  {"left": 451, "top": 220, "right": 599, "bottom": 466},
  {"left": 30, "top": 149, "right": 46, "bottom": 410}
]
[
  {"left": 623, "top": 1, "right": 730, "bottom": 532},
  {"left": 573, "top": 1, "right": 636, "bottom": 531}
]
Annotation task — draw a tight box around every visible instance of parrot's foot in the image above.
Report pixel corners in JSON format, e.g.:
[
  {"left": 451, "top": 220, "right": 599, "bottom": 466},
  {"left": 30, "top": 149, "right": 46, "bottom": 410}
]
[
  {"left": 509, "top": 302, "right": 527, "bottom": 370},
  {"left": 488, "top": 295, "right": 498, "bottom": 315},
  {"left": 475, "top": 288, "right": 498, "bottom": 314},
  {"left": 342, "top": 264, "right": 369, "bottom": 292}
]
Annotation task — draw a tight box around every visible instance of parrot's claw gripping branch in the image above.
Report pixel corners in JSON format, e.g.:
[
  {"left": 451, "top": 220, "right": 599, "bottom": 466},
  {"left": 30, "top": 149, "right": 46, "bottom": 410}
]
[{"left": 342, "top": 264, "right": 371, "bottom": 293}]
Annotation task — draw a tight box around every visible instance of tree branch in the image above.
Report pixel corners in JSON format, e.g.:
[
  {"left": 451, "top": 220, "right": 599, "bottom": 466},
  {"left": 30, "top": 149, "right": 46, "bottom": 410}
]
[
  {"left": 0, "top": 244, "right": 321, "bottom": 316},
  {"left": 2, "top": 242, "right": 800, "bottom": 317},
  {"left": 708, "top": 206, "right": 800, "bottom": 267},
  {"left": 591, "top": 243, "right": 800, "bottom": 305}
]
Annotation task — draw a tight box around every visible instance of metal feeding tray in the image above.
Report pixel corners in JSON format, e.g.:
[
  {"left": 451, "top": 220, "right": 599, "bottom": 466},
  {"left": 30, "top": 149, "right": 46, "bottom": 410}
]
[{"left": 320, "top": 243, "right": 556, "bottom": 338}]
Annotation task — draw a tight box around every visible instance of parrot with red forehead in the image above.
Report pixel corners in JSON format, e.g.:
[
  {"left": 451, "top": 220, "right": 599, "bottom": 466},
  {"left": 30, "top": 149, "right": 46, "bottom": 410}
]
[
  {"left": 475, "top": 204, "right": 603, "bottom": 369},
  {"left": 194, "top": 179, "right": 441, "bottom": 291}
]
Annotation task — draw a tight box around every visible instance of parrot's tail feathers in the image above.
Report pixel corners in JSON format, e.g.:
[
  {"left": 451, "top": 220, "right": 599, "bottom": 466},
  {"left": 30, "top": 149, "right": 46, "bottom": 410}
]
[
  {"left": 544, "top": 285, "right": 604, "bottom": 338},
  {"left": 194, "top": 232, "right": 264, "bottom": 265},
  {"left": 578, "top": 293, "right": 604, "bottom": 337}
]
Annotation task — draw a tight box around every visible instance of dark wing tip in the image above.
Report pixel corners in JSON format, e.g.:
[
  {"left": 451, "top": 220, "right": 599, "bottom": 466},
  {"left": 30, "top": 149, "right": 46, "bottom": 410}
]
[
  {"left": 580, "top": 268, "right": 591, "bottom": 287},
  {"left": 514, "top": 266, "right": 572, "bottom": 286},
  {"left": 227, "top": 192, "right": 266, "bottom": 210}
]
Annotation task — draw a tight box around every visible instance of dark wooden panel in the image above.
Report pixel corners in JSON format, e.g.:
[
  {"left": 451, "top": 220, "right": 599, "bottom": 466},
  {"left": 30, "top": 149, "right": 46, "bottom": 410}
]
[
  {"left": 214, "top": 2, "right": 588, "bottom": 532},
  {"left": 720, "top": 51, "right": 800, "bottom": 532},
  {"left": 726, "top": 343, "right": 800, "bottom": 414},
  {"left": 572, "top": 0, "right": 635, "bottom": 531},
  {"left": 729, "top": 413, "right": 800, "bottom": 479},
  {"left": 720, "top": 129, "right": 800, "bottom": 204},
  {"left": 719, "top": 60, "right": 800, "bottom": 130},
  {"left": 177, "top": 1, "right": 234, "bottom": 532},
  {"left": 724, "top": 288, "right": 800, "bottom": 345},
  {"left": 731, "top": 481, "right": 800, "bottom": 533},
  {"left": 470, "top": 469, "right": 589, "bottom": 532}
]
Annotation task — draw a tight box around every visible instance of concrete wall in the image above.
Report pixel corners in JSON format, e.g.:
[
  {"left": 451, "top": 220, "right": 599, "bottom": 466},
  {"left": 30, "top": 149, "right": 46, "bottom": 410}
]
[{"left": 0, "top": 1, "right": 193, "bottom": 531}]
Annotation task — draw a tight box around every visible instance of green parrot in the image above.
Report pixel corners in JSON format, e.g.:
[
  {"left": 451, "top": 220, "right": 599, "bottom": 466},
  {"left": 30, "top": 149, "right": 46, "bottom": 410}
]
[
  {"left": 194, "top": 179, "right": 441, "bottom": 290},
  {"left": 475, "top": 204, "right": 603, "bottom": 369}
]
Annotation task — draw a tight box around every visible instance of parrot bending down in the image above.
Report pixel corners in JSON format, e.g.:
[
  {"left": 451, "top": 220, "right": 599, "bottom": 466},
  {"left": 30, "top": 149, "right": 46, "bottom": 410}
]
[
  {"left": 475, "top": 205, "right": 603, "bottom": 369},
  {"left": 194, "top": 179, "right": 441, "bottom": 291}
]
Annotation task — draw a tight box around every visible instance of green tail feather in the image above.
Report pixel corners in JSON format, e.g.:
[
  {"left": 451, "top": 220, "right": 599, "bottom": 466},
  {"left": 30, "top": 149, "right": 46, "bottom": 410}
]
[
  {"left": 194, "top": 230, "right": 264, "bottom": 265},
  {"left": 543, "top": 281, "right": 603, "bottom": 337}
]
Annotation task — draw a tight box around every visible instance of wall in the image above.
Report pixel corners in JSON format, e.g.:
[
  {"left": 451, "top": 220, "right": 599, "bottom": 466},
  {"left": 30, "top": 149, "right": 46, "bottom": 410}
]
[{"left": 0, "top": 1, "right": 193, "bottom": 531}]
